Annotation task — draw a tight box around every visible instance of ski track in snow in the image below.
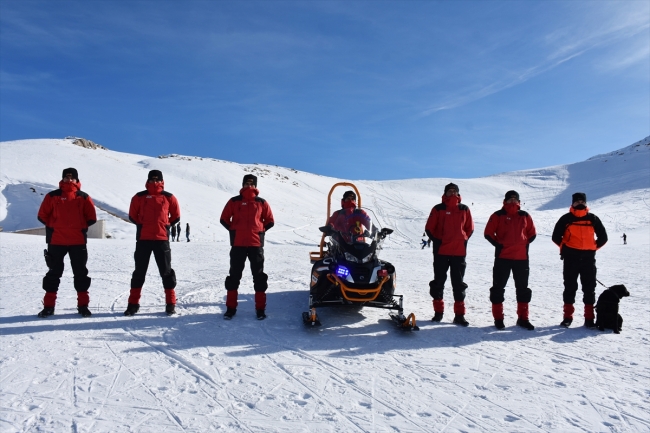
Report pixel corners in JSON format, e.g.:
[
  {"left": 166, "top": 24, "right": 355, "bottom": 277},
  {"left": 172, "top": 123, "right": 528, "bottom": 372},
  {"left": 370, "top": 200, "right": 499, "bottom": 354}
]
[{"left": 1, "top": 138, "right": 650, "bottom": 432}]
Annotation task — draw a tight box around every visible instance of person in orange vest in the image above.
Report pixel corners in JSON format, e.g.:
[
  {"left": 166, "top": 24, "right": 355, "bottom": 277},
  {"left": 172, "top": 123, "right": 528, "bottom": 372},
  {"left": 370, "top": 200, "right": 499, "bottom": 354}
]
[{"left": 552, "top": 192, "right": 608, "bottom": 328}]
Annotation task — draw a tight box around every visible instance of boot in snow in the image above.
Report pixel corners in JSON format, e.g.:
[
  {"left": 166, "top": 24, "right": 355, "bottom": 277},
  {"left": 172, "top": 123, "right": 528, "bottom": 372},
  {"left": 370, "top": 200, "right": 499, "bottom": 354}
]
[
  {"left": 494, "top": 319, "right": 505, "bottom": 330},
  {"left": 224, "top": 308, "right": 237, "bottom": 320},
  {"left": 516, "top": 319, "right": 535, "bottom": 330},
  {"left": 584, "top": 304, "right": 595, "bottom": 328},
  {"left": 124, "top": 303, "right": 140, "bottom": 316},
  {"left": 78, "top": 306, "right": 92, "bottom": 317},
  {"left": 561, "top": 304, "right": 574, "bottom": 327},
  {"left": 256, "top": 309, "right": 267, "bottom": 320},
  {"left": 165, "top": 304, "right": 176, "bottom": 316},
  {"left": 431, "top": 299, "right": 444, "bottom": 321},
  {"left": 453, "top": 314, "right": 469, "bottom": 327},
  {"left": 38, "top": 307, "right": 55, "bottom": 318},
  {"left": 560, "top": 317, "right": 572, "bottom": 327}
]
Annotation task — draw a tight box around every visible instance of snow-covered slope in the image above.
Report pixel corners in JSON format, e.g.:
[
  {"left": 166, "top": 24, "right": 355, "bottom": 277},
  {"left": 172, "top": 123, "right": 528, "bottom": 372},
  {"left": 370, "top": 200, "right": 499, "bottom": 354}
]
[
  {"left": 2, "top": 136, "right": 649, "bottom": 243},
  {"left": 1, "top": 137, "right": 649, "bottom": 432}
]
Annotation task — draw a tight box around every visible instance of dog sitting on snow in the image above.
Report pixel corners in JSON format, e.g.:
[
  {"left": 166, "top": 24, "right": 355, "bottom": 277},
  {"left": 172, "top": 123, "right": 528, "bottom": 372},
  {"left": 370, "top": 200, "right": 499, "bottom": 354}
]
[{"left": 595, "top": 284, "right": 630, "bottom": 334}]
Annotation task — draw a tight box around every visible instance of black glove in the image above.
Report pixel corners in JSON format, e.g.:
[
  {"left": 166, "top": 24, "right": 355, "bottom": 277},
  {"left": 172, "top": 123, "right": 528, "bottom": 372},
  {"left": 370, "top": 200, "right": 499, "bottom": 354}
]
[{"left": 495, "top": 244, "right": 504, "bottom": 258}]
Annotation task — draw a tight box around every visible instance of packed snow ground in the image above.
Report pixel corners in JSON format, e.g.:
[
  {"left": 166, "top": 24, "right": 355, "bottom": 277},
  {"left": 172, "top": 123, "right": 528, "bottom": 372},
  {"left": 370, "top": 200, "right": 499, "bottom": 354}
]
[{"left": 1, "top": 138, "right": 649, "bottom": 432}]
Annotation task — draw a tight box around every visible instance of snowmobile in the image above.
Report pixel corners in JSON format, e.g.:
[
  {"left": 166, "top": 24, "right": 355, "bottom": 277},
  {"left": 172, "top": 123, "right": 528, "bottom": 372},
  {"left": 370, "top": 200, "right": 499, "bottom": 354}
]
[{"left": 303, "top": 182, "right": 419, "bottom": 330}]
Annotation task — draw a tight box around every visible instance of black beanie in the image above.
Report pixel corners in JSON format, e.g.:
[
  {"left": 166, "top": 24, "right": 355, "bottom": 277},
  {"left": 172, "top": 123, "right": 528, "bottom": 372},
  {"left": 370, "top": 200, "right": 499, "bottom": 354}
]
[
  {"left": 572, "top": 192, "right": 587, "bottom": 203},
  {"left": 343, "top": 190, "right": 356, "bottom": 200},
  {"left": 148, "top": 170, "right": 163, "bottom": 181},
  {"left": 62, "top": 167, "right": 79, "bottom": 180},
  {"left": 504, "top": 190, "right": 520, "bottom": 201},
  {"left": 242, "top": 174, "right": 257, "bottom": 187},
  {"left": 444, "top": 183, "right": 459, "bottom": 194}
]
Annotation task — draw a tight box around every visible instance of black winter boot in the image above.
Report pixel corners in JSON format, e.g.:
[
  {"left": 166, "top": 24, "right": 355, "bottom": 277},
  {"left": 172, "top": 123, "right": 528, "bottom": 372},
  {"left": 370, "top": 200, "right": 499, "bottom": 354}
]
[
  {"left": 224, "top": 308, "right": 237, "bottom": 320},
  {"left": 494, "top": 319, "right": 505, "bottom": 330},
  {"left": 124, "top": 303, "right": 140, "bottom": 316},
  {"left": 516, "top": 318, "right": 535, "bottom": 330},
  {"left": 431, "top": 312, "right": 444, "bottom": 322},
  {"left": 453, "top": 314, "right": 469, "bottom": 327},
  {"left": 78, "top": 306, "right": 92, "bottom": 317},
  {"left": 38, "top": 307, "right": 55, "bottom": 318},
  {"left": 560, "top": 317, "right": 572, "bottom": 328},
  {"left": 166, "top": 304, "right": 176, "bottom": 316},
  {"left": 584, "top": 318, "right": 596, "bottom": 328},
  {"left": 256, "top": 309, "right": 267, "bottom": 320}
]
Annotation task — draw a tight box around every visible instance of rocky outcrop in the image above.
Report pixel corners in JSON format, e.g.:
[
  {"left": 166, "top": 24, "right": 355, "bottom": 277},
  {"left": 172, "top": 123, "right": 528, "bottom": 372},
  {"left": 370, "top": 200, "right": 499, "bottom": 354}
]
[{"left": 66, "top": 137, "right": 107, "bottom": 150}]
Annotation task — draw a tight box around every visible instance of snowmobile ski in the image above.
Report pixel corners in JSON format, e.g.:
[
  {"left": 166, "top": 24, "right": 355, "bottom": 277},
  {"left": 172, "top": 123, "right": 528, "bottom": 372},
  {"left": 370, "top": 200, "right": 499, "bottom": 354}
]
[
  {"left": 302, "top": 308, "right": 321, "bottom": 327},
  {"left": 390, "top": 312, "right": 420, "bottom": 331}
]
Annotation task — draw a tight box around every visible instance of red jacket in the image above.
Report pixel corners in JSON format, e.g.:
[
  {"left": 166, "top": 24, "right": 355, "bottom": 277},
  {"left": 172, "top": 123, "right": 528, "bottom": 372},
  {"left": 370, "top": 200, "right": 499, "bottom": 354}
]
[
  {"left": 484, "top": 204, "right": 537, "bottom": 260},
  {"left": 328, "top": 204, "right": 371, "bottom": 243},
  {"left": 425, "top": 195, "right": 474, "bottom": 256},
  {"left": 220, "top": 188, "right": 274, "bottom": 247},
  {"left": 129, "top": 181, "right": 181, "bottom": 241},
  {"left": 38, "top": 181, "right": 97, "bottom": 245}
]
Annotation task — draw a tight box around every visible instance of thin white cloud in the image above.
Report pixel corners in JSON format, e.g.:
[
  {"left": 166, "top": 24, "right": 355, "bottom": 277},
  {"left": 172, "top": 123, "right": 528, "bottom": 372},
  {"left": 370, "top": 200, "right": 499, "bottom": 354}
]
[{"left": 421, "top": 2, "right": 650, "bottom": 116}]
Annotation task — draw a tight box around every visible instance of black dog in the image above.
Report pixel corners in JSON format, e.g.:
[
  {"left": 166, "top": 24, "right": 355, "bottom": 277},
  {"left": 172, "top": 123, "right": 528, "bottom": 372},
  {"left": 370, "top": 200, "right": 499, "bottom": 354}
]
[{"left": 595, "top": 284, "right": 630, "bottom": 334}]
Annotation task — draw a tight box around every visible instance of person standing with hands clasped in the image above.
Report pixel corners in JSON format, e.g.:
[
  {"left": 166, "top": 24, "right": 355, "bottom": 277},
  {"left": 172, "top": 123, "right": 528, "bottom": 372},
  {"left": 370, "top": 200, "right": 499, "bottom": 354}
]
[
  {"left": 220, "top": 174, "right": 274, "bottom": 320},
  {"left": 552, "top": 192, "right": 608, "bottom": 328},
  {"left": 424, "top": 183, "right": 474, "bottom": 326},
  {"left": 484, "top": 190, "right": 537, "bottom": 330},
  {"left": 37, "top": 168, "right": 97, "bottom": 318},
  {"left": 124, "top": 170, "right": 181, "bottom": 316}
]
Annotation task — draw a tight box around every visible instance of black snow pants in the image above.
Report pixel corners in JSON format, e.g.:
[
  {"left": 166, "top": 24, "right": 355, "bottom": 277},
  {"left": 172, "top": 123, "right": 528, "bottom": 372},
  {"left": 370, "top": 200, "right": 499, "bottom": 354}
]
[
  {"left": 43, "top": 244, "right": 90, "bottom": 293},
  {"left": 429, "top": 254, "right": 467, "bottom": 301},
  {"left": 562, "top": 251, "right": 597, "bottom": 305},
  {"left": 130, "top": 240, "right": 176, "bottom": 289},
  {"left": 490, "top": 258, "right": 532, "bottom": 304},
  {"left": 225, "top": 247, "right": 268, "bottom": 292}
]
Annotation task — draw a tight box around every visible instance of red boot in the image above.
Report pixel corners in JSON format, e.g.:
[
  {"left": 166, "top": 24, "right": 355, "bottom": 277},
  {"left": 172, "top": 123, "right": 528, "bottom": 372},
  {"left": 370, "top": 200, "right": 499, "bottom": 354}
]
[
  {"left": 38, "top": 292, "right": 57, "bottom": 317},
  {"left": 453, "top": 301, "right": 469, "bottom": 326},
  {"left": 124, "top": 288, "right": 142, "bottom": 316},
  {"left": 584, "top": 304, "right": 595, "bottom": 328},
  {"left": 560, "top": 303, "right": 574, "bottom": 327},
  {"left": 492, "top": 303, "right": 505, "bottom": 329},
  {"left": 165, "top": 289, "right": 176, "bottom": 315},
  {"left": 77, "top": 291, "right": 91, "bottom": 317},
  {"left": 431, "top": 299, "right": 444, "bottom": 322},
  {"left": 516, "top": 302, "right": 534, "bottom": 330}
]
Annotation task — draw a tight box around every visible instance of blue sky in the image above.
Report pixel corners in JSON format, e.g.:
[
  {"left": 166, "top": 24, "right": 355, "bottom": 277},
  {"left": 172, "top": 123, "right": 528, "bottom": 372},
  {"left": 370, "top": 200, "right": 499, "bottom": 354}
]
[{"left": 1, "top": 0, "right": 648, "bottom": 180}]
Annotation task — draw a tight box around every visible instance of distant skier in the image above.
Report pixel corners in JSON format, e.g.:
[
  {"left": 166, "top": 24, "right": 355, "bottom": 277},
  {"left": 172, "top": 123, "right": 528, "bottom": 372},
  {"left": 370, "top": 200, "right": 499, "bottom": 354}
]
[
  {"left": 622, "top": 233, "right": 627, "bottom": 245},
  {"left": 484, "top": 190, "right": 536, "bottom": 330},
  {"left": 186, "top": 223, "right": 190, "bottom": 242},
  {"left": 424, "top": 183, "right": 474, "bottom": 326},
  {"left": 421, "top": 239, "right": 427, "bottom": 249},
  {"left": 124, "top": 170, "right": 181, "bottom": 316},
  {"left": 220, "top": 174, "right": 274, "bottom": 320},
  {"left": 37, "top": 168, "right": 97, "bottom": 318},
  {"left": 171, "top": 223, "right": 177, "bottom": 242},
  {"left": 552, "top": 192, "right": 608, "bottom": 328},
  {"left": 176, "top": 221, "right": 181, "bottom": 242}
]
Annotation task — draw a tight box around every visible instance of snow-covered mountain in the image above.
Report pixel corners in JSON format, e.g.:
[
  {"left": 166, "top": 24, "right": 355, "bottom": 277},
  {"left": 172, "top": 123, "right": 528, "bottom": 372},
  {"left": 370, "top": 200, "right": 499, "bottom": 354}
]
[
  {"left": 1, "top": 137, "right": 649, "bottom": 432},
  {"left": 2, "top": 136, "right": 648, "bottom": 243}
]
